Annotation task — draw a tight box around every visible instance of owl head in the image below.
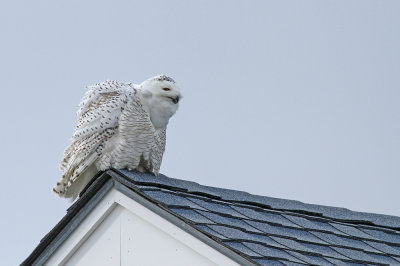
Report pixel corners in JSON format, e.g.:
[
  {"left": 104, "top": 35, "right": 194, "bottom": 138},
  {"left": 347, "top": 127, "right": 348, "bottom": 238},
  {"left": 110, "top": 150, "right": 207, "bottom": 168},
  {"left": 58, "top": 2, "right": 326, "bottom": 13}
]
[{"left": 138, "top": 75, "right": 183, "bottom": 129}]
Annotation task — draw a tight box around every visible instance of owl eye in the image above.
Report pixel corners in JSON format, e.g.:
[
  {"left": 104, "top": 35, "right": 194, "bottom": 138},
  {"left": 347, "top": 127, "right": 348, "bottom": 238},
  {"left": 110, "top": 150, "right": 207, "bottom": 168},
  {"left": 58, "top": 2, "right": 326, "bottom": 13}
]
[{"left": 162, "top": 87, "right": 170, "bottom": 91}]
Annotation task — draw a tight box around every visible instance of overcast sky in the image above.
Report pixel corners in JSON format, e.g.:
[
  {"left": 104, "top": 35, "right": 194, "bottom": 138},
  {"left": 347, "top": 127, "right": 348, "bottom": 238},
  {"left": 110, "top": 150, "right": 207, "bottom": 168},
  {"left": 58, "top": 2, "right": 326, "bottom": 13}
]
[{"left": 1, "top": 1, "right": 399, "bottom": 265}]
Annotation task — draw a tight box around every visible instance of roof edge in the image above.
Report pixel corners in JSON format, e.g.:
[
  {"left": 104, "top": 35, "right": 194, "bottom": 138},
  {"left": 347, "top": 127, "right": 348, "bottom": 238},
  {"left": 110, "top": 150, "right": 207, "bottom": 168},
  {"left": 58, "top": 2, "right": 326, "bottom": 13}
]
[{"left": 112, "top": 169, "right": 400, "bottom": 231}]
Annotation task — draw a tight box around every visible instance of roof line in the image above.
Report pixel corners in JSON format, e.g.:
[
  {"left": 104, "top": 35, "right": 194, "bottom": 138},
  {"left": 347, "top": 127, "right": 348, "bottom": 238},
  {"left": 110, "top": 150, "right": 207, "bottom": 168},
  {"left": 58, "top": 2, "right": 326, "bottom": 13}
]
[{"left": 111, "top": 169, "right": 400, "bottom": 231}]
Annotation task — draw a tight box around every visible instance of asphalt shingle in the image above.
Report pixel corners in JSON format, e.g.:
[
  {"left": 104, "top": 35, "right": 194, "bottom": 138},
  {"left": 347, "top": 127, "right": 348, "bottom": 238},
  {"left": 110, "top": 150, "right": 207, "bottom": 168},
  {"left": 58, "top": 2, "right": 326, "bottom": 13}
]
[
  {"left": 329, "top": 223, "right": 377, "bottom": 240},
  {"left": 141, "top": 190, "right": 205, "bottom": 210},
  {"left": 323, "top": 257, "right": 358, "bottom": 266},
  {"left": 310, "top": 231, "right": 381, "bottom": 253},
  {"left": 243, "top": 242, "right": 306, "bottom": 264},
  {"left": 299, "top": 242, "right": 349, "bottom": 260},
  {"left": 359, "top": 228, "right": 400, "bottom": 245},
  {"left": 280, "top": 261, "right": 307, "bottom": 266},
  {"left": 269, "top": 236, "right": 317, "bottom": 254},
  {"left": 169, "top": 208, "right": 215, "bottom": 224},
  {"left": 282, "top": 215, "right": 348, "bottom": 235},
  {"left": 196, "top": 210, "right": 263, "bottom": 233},
  {"left": 195, "top": 224, "right": 228, "bottom": 240},
  {"left": 231, "top": 206, "right": 301, "bottom": 228},
  {"left": 286, "top": 250, "right": 333, "bottom": 265},
  {"left": 364, "top": 240, "right": 400, "bottom": 256},
  {"left": 246, "top": 220, "right": 328, "bottom": 244},
  {"left": 223, "top": 241, "right": 262, "bottom": 257},
  {"left": 331, "top": 246, "right": 399, "bottom": 265},
  {"left": 186, "top": 197, "right": 247, "bottom": 218},
  {"left": 253, "top": 258, "right": 286, "bottom": 265}
]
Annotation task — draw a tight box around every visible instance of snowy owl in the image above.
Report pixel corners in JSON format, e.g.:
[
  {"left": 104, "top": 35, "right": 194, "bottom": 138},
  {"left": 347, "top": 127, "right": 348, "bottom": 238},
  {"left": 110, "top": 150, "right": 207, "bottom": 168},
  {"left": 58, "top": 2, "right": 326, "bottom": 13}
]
[{"left": 53, "top": 75, "right": 182, "bottom": 200}]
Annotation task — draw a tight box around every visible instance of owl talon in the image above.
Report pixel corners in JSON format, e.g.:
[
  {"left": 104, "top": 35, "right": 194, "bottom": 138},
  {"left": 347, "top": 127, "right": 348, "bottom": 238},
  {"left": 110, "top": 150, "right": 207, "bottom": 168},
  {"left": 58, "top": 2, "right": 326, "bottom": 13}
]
[{"left": 136, "top": 165, "right": 146, "bottom": 173}]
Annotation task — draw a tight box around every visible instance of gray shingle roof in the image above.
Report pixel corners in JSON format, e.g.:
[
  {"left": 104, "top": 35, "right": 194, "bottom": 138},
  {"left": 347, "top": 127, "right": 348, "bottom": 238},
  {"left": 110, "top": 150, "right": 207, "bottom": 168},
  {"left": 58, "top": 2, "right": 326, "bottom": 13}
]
[{"left": 23, "top": 169, "right": 400, "bottom": 266}]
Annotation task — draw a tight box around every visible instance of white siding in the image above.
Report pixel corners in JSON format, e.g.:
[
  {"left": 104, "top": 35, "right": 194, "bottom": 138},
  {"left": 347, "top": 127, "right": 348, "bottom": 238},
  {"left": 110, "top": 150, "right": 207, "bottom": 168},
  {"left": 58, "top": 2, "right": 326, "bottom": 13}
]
[
  {"left": 46, "top": 189, "right": 240, "bottom": 266},
  {"left": 64, "top": 207, "right": 122, "bottom": 266},
  {"left": 120, "top": 206, "right": 219, "bottom": 265}
]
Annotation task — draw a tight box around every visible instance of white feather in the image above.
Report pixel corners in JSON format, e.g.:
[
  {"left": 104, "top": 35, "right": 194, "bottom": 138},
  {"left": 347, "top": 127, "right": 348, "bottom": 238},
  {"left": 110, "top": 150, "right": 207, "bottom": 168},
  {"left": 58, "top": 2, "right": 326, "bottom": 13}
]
[{"left": 54, "top": 76, "right": 182, "bottom": 200}]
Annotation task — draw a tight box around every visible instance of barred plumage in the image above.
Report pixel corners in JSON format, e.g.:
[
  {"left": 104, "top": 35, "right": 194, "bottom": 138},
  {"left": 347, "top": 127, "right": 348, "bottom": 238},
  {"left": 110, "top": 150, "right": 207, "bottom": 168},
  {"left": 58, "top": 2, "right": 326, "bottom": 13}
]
[{"left": 54, "top": 75, "right": 182, "bottom": 200}]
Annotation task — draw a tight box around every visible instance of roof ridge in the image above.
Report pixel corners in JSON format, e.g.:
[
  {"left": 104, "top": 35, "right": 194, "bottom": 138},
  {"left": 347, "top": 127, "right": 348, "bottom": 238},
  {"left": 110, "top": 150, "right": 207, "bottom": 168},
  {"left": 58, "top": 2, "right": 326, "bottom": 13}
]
[{"left": 111, "top": 169, "right": 400, "bottom": 231}]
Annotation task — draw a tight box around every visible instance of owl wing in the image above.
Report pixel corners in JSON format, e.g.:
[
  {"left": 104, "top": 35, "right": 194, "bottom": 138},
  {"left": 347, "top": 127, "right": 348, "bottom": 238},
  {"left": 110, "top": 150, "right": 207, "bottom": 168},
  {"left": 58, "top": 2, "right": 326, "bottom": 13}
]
[
  {"left": 72, "top": 80, "right": 135, "bottom": 142},
  {"left": 55, "top": 80, "right": 136, "bottom": 197}
]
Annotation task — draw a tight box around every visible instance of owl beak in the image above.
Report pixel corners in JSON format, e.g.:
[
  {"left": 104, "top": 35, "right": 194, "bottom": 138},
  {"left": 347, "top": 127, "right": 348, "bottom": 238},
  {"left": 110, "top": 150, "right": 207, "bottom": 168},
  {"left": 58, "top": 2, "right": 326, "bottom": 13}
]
[{"left": 172, "top": 96, "right": 180, "bottom": 104}]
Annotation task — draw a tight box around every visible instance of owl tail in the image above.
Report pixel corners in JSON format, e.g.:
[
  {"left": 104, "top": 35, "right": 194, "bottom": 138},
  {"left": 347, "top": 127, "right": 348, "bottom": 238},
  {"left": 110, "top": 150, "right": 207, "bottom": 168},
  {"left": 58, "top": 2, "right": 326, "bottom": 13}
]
[
  {"left": 67, "top": 164, "right": 99, "bottom": 202},
  {"left": 53, "top": 153, "right": 99, "bottom": 201}
]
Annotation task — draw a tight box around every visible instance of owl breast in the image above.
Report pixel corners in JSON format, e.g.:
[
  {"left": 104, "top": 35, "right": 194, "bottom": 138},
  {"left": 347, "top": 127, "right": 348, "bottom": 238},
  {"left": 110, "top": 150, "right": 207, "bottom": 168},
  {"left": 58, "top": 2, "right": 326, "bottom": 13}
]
[{"left": 96, "top": 97, "right": 166, "bottom": 174}]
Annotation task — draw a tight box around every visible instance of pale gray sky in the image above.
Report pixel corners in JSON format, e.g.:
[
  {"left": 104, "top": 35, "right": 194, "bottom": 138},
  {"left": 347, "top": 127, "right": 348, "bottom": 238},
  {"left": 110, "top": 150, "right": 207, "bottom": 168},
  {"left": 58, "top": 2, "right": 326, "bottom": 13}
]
[{"left": 1, "top": 1, "right": 399, "bottom": 265}]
